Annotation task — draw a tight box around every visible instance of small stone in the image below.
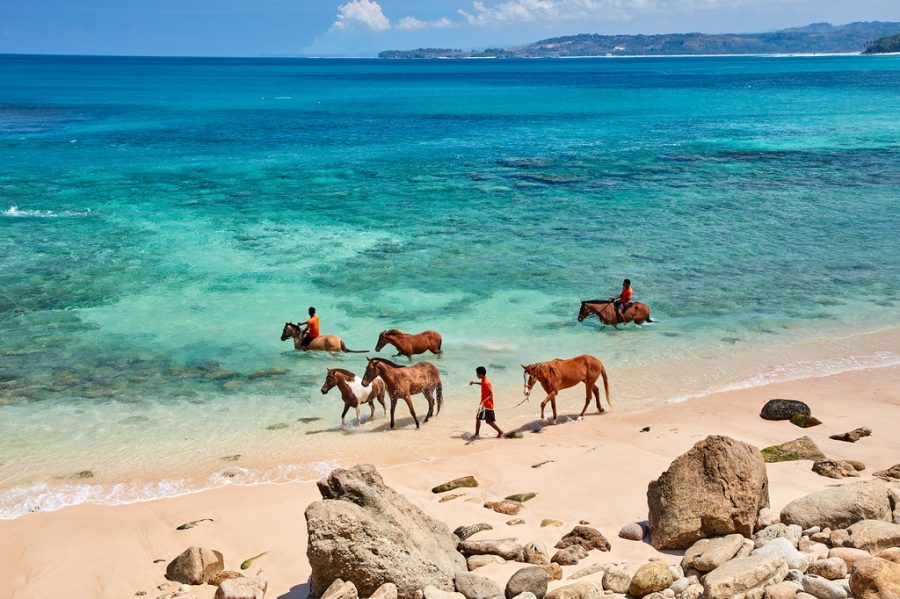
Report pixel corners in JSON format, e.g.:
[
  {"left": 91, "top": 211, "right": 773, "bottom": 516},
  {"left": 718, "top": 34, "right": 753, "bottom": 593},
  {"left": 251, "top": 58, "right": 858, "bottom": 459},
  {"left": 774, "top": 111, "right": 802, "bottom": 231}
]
[
  {"left": 454, "top": 572, "right": 504, "bottom": 599},
  {"left": 541, "top": 519, "right": 563, "bottom": 528},
  {"left": 628, "top": 562, "right": 675, "bottom": 598},
  {"left": 847, "top": 519, "right": 900, "bottom": 553},
  {"left": 455, "top": 523, "right": 493, "bottom": 541},
  {"left": 543, "top": 582, "right": 604, "bottom": 599},
  {"left": 512, "top": 594, "right": 537, "bottom": 599},
  {"left": 752, "top": 537, "right": 810, "bottom": 571},
  {"left": 370, "top": 583, "right": 399, "bottom": 599},
  {"left": 424, "top": 586, "right": 466, "bottom": 599},
  {"left": 459, "top": 539, "right": 526, "bottom": 562},
  {"left": 441, "top": 494, "right": 464, "bottom": 503},
  {"left": 810, "top": 531, "right": 831, "bottom": 544},
  {"left": 467, "top": 555, "right": 506, "bottom": 570},
  {"left": 554, "top": 526, "right": 611, "bottom": 552},
  {"left": 552, "top": 546, "right": 588, "bottom": 566},
  {"left": 506, "top": 493, "right": 537, "bottom": 503},
  {"left": 485, "top": 501, "right": 523, "bottom": 516},
  {"left": 541, "top": 563, "right": 563, "bottom": 581},
  {"left": 507, "top": 519, "right": 526, "bottom": 526},
  {"left": 675, "top": 584, "right": 703, "bottom": 599},
  {"left": 682, "top": 534, "right": 745, "bottom": 572},
  {"left": 874, "top": 464, "right": 900, "bottom": 480},
  {"left": 812, "top": 459, "right": 860, "bottom": 479},
  {"left": 755, "top": 524, "right": 803, "bottom": 548},
  {"left": 806, "top": 558, "right": 847, "bottom": 580},
  {"left": 618, "top": 523, "right": 644, "bottom": 541},
  {"left": 434, "top": 476, "right": 479, "bottom": 494},
  {"left": 828, "top": 547, "right": 871, "bottom": 569},
  {"left": 764, "top": 581, "right": 802, "bottom": 599},
  {"left": 829, "top": 427, "right": 872, "bottom": 443},
  {"left": 601, "top": 569, "right": 631, "bottom": 594},
  {"left": 532, "top": 461, "right": 554, "bottom": 469},
  {"left": 801, "top": 574, "right": 848, "bottom": 599},
  {"left": 165, "top": 547, "right": 224, "bottom": 585},
  {"left": 208, "top": 571, "right": 243, "bottom": 586},
  {"left": 760, "top": 399, "right": 811, "bottom": 421},
  {"left": 505, "top": 566, "right": 549, "bottom": 599},
  {"left": 846, "top": 460, "right": 866, "bottom": 471},
  {"left": 799, "top": 539, "right": 829, "bottom": 561},
  {"left": 761, "top": 436, "right": 826, "bottom": 462},
  {"left": 569, "top": 564, "right": 608, "bottom": 580},
  {"left": 757, "top": 507, "right": 778, "bottom": 529},
  {"left": 180, "top": 584, "right": 192, "bottom": 592},
  {"left": 265, "top": 422, "right": 289, "bottom": 430},
  {"left": 320, "top": 579, "right": 358, "bottom": 599},
  {"left": 524, "top": 541, "right": 550, "bottom": 565}
]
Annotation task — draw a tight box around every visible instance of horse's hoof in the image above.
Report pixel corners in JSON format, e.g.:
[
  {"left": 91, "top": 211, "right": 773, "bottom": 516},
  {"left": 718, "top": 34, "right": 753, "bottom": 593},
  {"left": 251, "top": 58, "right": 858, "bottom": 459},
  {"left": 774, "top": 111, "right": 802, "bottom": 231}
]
[
  {"left": 577, "top": 416, "right": 584, "bottom": 421},
  {"left": 540, "top": 419, "right": 548, "bottom": 426}
]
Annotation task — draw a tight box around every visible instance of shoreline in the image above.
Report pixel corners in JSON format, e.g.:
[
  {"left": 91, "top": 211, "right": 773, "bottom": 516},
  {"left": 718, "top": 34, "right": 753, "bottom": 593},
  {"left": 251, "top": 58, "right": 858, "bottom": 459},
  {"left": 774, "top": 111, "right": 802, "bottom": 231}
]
[
  {"left": 1, "top": 325, "right": 897, "bottom": 520},
  {"left": 0, "top": 358, "right": 897, "bottom": 598}
]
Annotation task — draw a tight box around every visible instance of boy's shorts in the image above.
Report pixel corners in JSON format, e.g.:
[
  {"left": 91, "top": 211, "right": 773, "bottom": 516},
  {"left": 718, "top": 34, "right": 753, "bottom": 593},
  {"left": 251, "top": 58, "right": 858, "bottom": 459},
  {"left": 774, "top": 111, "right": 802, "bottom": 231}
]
[{"left": 477, "top": 408, "right": 496, "bottom": 423}]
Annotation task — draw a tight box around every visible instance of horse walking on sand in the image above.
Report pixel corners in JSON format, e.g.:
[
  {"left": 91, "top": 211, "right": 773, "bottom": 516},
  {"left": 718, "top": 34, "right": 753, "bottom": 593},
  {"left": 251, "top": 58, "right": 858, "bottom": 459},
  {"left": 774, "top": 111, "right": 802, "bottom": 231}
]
[
  {"left": 361, "top": 357, "right": 443, "bottom": 430},
  {"left": 320, "top": 368, "right": 386, "bottom": 427},
  {"left": 375, "top": 329, "right": 443, "bottom": 361},
  {"left": 522, "top": 354, "right": 611, "bottom": 425},
  {"left": 578, "top": 299, "right": 653, "bottom": 327},
  {"left": 280, "top": 323, "right": 367, "bottom": 354}
]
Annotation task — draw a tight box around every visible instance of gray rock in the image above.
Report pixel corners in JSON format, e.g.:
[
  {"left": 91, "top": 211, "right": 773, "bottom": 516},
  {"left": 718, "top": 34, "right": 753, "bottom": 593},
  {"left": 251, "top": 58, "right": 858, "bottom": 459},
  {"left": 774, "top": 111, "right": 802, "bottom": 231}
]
[
  {"left": 754, "top": 524, "right": 803, "bottom": 548},
  {"left": 648, "top": 435, "right": 769, "bottom": 550},
  {"left": 214, "top": 576, "right": 268, "bottom": 599},
  {"left": 618, "top": 523, "right": 645, "bottom": 541},
  {"left": 455, "top": 572, "right": 503, "bottom": 599},
  {"left": 669, "top": 576, "right": 698, "bottom": 595},
  {"left": 459, "top": 540, "right": 526, "bottom": 562},
  {"left": 505, "top": 567, "right": 549, "bottom": 599},
  {"left": 523, "top": 541, "right": 550, "bottom": 565},
  {"left": 812, "top": 460, "right": 860, "bottom": 480},
  {"left": 760, "top": 399, "right": 811, "bottom": 421},
  {"left": 305, "top": 465, "right": 466, "bottom": 599},
  {"left": 780, "top": 480, "right": 895, "bottom": 530},
  {"left": 433, "top": 477, "right": 479, "bottom": 494},
  {"left": 702, "top": 554, "right": 789, "bottom": 599},
  {"left": 682, "top": 534, "right": 746, "bottom": 572},
  {"left": 806, "top": 558, "right": 847, "bottom": 580},
  {"left": 455, "top": 524, "right": 494, "bottom": 541},
  {"left": 165, "top": 547, "right": 224, "bottom": 585},
  {"left": 569, "top": 564, "right": 608, "bottom": 580},
  {"left": 674, "top": 584, "right": 703, "bottom": 599},
  {"left": 601, "top": 569, "right": 631, "bottom": 594},
  {"left": 543, "top": 582, "right": 604, "bottom": 599},
  {"left": 752, "top": 537, "right": 810, "bottom": 571},
  {"left": 847, "top": 519, "right": 900, "bottom": 553},
  {"left": 829, "top": 427, "right": 872, "bottom": 443},
  {"left": 800, "top": 575, "right": 848, "bottom": 599},
  {"left": 467, "top": 555, "right": 505, "bottom": 571}
]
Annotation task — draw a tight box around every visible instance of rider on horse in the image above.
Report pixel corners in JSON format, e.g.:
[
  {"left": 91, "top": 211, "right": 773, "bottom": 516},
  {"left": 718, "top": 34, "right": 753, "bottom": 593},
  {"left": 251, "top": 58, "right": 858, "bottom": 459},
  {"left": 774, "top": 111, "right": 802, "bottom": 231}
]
[
  {"left": 613, "top": 279, "right": 633, "bottom": 322},
  {"left": 297, "top": 306, "right": 320, "bottom": 351}
]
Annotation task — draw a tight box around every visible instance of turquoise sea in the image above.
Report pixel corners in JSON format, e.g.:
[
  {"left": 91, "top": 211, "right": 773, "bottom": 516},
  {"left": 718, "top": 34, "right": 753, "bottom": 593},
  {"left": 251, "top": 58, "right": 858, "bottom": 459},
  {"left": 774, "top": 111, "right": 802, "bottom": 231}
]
[{"left": 1, "top": 54, "right": 899, "bottom": 518}]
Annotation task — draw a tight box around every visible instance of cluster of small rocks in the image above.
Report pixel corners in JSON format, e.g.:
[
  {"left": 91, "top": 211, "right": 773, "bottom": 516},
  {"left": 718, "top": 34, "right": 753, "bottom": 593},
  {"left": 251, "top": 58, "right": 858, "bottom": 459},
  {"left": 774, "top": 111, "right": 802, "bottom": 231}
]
[{"left": 161, "top": 546, "right": 266, "bottom": 599}]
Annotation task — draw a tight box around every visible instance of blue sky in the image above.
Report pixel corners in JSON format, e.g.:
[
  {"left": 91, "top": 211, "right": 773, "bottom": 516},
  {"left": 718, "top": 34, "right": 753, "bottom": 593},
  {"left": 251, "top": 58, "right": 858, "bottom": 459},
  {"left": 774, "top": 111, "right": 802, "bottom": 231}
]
[{"left": 1, "top": 0, "right": 899, "bottom": 57}]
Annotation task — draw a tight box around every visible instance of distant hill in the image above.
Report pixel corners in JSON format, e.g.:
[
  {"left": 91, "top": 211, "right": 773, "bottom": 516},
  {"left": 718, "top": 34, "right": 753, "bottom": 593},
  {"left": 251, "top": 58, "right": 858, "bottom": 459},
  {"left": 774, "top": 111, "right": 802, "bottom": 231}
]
[
  {"left": 379, "top": 21, "right": 900, "bottom": 59},
  {"left": 864, "top": 34, "right": 900, "bottom": 54}
]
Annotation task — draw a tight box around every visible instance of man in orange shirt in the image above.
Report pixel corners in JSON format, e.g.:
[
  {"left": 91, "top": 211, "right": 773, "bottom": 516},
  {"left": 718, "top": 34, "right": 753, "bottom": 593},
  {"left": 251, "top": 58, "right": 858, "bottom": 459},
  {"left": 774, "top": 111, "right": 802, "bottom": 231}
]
[
  {"left": 613, "top": 279, "right": 633, "bottom": 323},
  {"left": 469, "top": 366, "right": 504, "bottom": 439},
  {"left": 297, "top": 306, "right": 320, "bottom": 351}
]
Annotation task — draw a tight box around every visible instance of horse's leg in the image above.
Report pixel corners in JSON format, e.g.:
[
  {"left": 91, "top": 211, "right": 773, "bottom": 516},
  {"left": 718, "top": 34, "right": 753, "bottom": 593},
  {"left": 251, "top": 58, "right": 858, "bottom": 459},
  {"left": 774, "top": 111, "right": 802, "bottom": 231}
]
[
  {"left": 593, "top": 384, "right": 603, "bottom": 412},
  {"left": 354, "top": 405, "right": 361, "bottom": 427},
  {"left": 422, "top": 389, "right": 435, "bottom": 423},
  {"left": 389, "top": 393, "right": 398, "bottom": 429},
  {"left": 550, "top": 393, "right": 559, "bottom": 424},
  {"left": 580, "top": 383, "right": 591, "bottom": 418},
  {"left": 378, "top": 389, "right": 387, "bottom": 416},
  {"left": 341, "top": 403, "right": 350, "bottom": 427},
  {"left": 403, "top": 393, "right": 420, "bottom": 429},
  {"left": 369, "top": 398, "right": 376, "bottom": 420},
  {"left": 540, "top": 391, "right": 557, "bottom": 425}
]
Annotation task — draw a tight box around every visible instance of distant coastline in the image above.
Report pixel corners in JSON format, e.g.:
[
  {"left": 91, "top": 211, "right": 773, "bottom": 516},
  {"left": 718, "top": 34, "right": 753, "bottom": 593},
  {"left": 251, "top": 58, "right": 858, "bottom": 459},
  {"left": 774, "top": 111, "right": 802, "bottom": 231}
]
[{"left": 379, "top": 20, "right": 900, "bottom": 59}]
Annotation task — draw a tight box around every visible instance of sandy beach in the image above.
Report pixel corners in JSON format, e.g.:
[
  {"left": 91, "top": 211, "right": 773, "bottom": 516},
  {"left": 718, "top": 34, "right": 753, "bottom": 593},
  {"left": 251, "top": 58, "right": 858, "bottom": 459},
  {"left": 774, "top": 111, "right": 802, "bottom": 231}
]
[{"left": 2, "top": 356, "right": 897, "bottom": 599}]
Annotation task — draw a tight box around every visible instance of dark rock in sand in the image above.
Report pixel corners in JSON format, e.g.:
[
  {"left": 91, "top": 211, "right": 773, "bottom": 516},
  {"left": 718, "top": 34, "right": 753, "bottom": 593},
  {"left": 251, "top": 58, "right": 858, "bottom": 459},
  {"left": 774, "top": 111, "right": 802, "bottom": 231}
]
[
  {"left": 790, "top": 413, "right": 822, "bottom": 428},
  {"left": 830, "top": 427, "right": 872, "bottom": 443},
  {"left": 647, "top": 435, "right": 769, "bottom": 550},
  {"left": 177, "top": 518, "right": 214, "bottom": 530},
  {"left": 505, "top": 566, "right": 549, "bottom": 599},
  {"left": 266, "top": 422, "right": 289, "bottom": 430},
  {"left": 551, "top": 546, "right": 587, "bottom": 566},
  {"left": 812, "top": 459, "right": 860, "bottom": 479},
  {"left": 306, "top": 465, "right": 466, "bottom": 599},
  {"left": 220, "top": 454, "right": 242, "bottom": 462},
  {"left": 240, "top": 551, "right": 267, "bottom": 570},
  {"left": 505, "top": 493, "right": 537, "bottom": 503},
  {"left": 760, "top": 399, "right": 811, "bottom": 421},
  {"left": 433, "top": 476, "right": 479, "bottom": 494},
  {"left": 454, "top": 572, "right": 503, "bottom": 599},
  {"left": 874, "top": 464, "right": 900, "bottom": 480},
  {"left": 531, "top": 461, "right": 553, "bottom": 469},
  {"left": 485, "top": 500, "right": 522, "bottom": 516},
  {"left": 761, "top": 436, "right": 826, "bottom": 462},
  {"left": 454, "top": 523, "right": 493, "bottom": 541},
  {"left": 554, "top": 526, "right": 611, "bottom": 552},
  {"left": 71, "top": 470, "right": 95, "bottom": 479}
]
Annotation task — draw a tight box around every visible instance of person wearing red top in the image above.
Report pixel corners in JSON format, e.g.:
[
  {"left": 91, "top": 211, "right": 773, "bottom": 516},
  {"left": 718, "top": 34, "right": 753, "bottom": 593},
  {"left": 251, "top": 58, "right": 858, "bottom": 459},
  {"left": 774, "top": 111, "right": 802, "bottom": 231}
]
[
  {"left": 613, "top": 279, "right": 633, "bottom": 322},
  {"left": 297, "top": 306, "right": 320, "bottom": 351},
  {"left": 469, "top": 366, "right": 504, "bottom": 439}
]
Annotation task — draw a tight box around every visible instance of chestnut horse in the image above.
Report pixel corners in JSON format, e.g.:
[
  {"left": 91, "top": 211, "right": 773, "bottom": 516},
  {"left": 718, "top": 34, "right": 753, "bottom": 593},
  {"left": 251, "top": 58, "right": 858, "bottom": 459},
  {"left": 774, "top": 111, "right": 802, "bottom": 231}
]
[
  {"left": 361, "top": 357, "right": 443, "bottom": 429},
  {"left": 280, "top": 323, "right": 367, "bottom": 354},
  {"left": 577, "top": 300, "right": 653, "bottom": 327},
  {"left": 522, "top": 355, "right": 611, "bottom": 425},
  {"left": 375, "top": 329, "right": 443, "bottom": 361},
  {"left": 320, "top": 368, "right": 386, "bottom": 427}
]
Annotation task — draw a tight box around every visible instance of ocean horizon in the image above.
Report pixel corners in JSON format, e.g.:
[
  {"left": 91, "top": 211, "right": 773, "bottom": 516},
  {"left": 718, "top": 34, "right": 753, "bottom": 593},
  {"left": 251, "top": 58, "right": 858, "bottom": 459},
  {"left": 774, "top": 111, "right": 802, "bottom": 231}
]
[{"left": 1, "top": 53, "right": 898, "bottom": 519}]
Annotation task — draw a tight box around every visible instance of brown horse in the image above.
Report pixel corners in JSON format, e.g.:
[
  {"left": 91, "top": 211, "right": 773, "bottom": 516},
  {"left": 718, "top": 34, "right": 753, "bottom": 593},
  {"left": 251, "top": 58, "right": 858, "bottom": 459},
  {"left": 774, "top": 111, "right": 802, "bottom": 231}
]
[
  {"left": 522, "top": 355, "right": 611, "bottom": 425},
  {"left": 361, "top": 357, "right": 443, "bottom": 429},
  {"left": 320, "top": 368, "right": 386, "bottom": 427},
  {"left": 280, "top": 323, "right": 367, "bottom": 354},
  {"left": 578, "top": 299, "right": 653, "bottom": 327},
  {"left": 375, "top": 329, "right": 443, "bottom": 361}
]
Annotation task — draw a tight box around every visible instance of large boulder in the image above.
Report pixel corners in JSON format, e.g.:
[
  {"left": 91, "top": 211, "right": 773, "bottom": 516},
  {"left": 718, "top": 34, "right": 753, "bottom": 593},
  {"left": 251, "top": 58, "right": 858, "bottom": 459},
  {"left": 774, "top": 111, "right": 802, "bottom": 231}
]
[
  {"left": 760, "top": 400, "right": 811, "bottom": 421},
  {"left": 455, "top": 572, "right": 503, "bottom": 599},
  {"left": 681, "top": 534, "right": 745, "bottom": 572},
  {"left": 780, "top": 481, "right": 895, "bottom": 530},
  {"left": 850, "top": 557, "right": 900, "bottom": 598},
  {"left": 847, "top": 520, "right": 900, "bottom": 553},
  {"left": 305, "top": 465, "right": 466, "bottom": 599},
  {"left": 165, "top": 546, "right": 224, "bottom": 585},
  {"left": 702, "top": 554, "right": 788, "bottom": 599},
  {"left": 505, "top": 566, "right": 549, "bottom": 599},
  {"left": 647, "top": 435, "right": 769, "bottom": 549}
]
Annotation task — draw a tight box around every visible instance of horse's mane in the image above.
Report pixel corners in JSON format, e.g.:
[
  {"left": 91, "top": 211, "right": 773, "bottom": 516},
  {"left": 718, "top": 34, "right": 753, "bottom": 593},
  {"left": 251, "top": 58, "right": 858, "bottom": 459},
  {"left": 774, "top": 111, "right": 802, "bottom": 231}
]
[
  {"left": 370, "top": 357, "right": 404, "bottom": 368},
  {"left": 331, "top": 368, "right": 356, "bottom": 378},
  {"left": 382, "top": 328, "right": 405, "bottom": 336},
  {"left": 528, "top": 361, "right": 560, "bottom": 386}
]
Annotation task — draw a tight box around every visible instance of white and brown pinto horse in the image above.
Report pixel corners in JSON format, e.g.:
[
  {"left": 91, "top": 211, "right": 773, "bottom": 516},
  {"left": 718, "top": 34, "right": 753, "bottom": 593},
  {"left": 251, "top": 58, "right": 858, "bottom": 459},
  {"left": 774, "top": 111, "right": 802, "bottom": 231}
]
[
  {"left": 361, "top": 357, "right": 443, "bottom": 429},
  {"left": 375, "top": 329, "right": 443, "bottom": 361},
  {"left": 320, "top": 368, "right": 386, "bottom": 427},
  {"left": 522, "top": 354, "right": 611, "bottom": 425},
  {"left": 280, "top": 322, "right": 367, "bottom": 354},
  {"left": 578, "top": 299, "right": 653, "bottom": 327}
]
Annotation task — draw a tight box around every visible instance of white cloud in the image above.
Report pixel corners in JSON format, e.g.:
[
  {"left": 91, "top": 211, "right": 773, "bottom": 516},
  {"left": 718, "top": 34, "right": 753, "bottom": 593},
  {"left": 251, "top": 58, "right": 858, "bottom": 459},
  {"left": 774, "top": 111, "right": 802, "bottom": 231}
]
[
  {"left": 332, "top": 0, "right": 392, "bottom": 31},
  {"left": 396, "top": 16, "right": 458, "bottom": 30}
]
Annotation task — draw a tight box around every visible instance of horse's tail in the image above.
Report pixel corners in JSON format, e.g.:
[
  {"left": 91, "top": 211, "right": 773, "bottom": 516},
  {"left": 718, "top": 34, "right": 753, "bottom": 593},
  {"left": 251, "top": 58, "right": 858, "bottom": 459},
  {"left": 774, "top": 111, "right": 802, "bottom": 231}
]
[
  {"left": 436, "top": 381, "right": 443, "bottom": 415},
  {"left": 340, "top": 341, "right": 368, "bottom": 353},
  {"left": 600, "top": 363, "right": 611, "bottom": 408}
]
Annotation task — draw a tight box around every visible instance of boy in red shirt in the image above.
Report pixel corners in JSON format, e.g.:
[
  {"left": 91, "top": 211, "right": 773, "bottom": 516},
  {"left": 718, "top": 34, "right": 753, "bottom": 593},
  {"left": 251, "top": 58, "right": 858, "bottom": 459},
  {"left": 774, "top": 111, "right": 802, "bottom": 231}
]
[{"left": 469, "top": 366, "right": 504, "bottom": 439}]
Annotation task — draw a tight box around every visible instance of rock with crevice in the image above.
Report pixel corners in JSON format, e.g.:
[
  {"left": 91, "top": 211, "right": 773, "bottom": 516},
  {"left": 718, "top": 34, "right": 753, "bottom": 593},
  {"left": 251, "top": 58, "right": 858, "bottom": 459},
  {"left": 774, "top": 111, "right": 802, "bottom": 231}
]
[
  {"left": 648, "top": 435, "right": 769, "bottom": 550},
  {"left": 523, "top": 541, "right": 550, "bottom": 565},
  {"left": 806, "top": 558, "right": 847, "bottom": 580},
  {"left": 551, "top": 546, "right": 588, "bottom": 566},
  {"left": 754, "top": 524, "right": 802, "bottom": 549},
  {"left": 165, "top": 547, "right": 225, "bottom": 585},
  {"left": 849, "top": 556, "right": 900, "bottom": 599},
  {"left": 874, "top": 464, "right": 900, "bottom": 481},
  {"left": 801, "top": 574, "right": 848, "bottom": 599},
  {"left": 601, "top": 569, "right": 631, "bottom": 594},
  {"left": 847, "top": 519, "right": 900, "bottom": 553}
]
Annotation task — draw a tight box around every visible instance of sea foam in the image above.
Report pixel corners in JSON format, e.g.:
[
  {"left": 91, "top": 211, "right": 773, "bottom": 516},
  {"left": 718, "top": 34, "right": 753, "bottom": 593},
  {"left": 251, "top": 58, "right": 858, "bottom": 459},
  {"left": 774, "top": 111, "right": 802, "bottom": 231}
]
[{"left": 3, "top": 205, "right": 91, "bottom": 218}]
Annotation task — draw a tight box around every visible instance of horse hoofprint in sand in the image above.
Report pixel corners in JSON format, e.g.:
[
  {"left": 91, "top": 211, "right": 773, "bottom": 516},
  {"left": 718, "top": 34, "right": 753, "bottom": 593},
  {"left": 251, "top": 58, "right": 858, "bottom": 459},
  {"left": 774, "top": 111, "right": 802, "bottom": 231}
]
[
  {"left": 320, "top": 368, "right": 386, "bottom": 427},
  {"left": 361, "top": 357, "right": 443, "bottom": 430},
  {"left": 522, "top": 354, "right": 611, "bottom": 425}
]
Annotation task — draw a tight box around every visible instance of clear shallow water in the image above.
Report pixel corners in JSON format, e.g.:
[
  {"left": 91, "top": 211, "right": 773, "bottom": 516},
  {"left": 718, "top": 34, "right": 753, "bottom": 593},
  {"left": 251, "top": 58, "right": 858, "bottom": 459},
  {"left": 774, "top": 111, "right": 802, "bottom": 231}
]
[{"left": 1, "top": 54, "right": 899, "bottom": 517}]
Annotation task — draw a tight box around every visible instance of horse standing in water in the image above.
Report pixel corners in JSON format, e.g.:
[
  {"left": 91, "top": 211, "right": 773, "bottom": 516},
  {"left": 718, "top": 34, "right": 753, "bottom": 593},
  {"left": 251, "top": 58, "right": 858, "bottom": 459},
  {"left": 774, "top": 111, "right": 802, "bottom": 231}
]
[
  {"left": 522, "top": 355, "right": 611, "bottom": 425},
  {"left": 320, "top": 368, "right": 386, "bottom": 427},
  {"left": 361, "top": 357, "right": 443, "bottom": 429},
  {"left": 375, "top": 329, "right": 443, "bottom": 361},
  {"left": 578, "top": 300, "right": 653, "bottom": 327},
  {"left": 280, "top": 322, "right": 367, "bottom": 354}
]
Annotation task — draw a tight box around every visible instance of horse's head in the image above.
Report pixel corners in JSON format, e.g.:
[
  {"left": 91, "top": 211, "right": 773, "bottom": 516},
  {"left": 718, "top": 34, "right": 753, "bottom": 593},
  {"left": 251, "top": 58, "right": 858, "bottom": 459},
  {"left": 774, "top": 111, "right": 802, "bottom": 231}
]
[
  {"left": 281, "top": 322, "right": 297, "bottom": 341},
  {"left": 521, "top": 364, "right": 539, "bottom": 397},
  {"left": 577, "top": 300, "right": 590, "bottom": 322},
  {"left": 321, "top": 368, "right": 337, "bottom": 394},
  {"left": 361, "top": 358, "right": 379, "bottom": 386},
  {"left": 375, "top": 330, "right": 388, "bottom": 352}
]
